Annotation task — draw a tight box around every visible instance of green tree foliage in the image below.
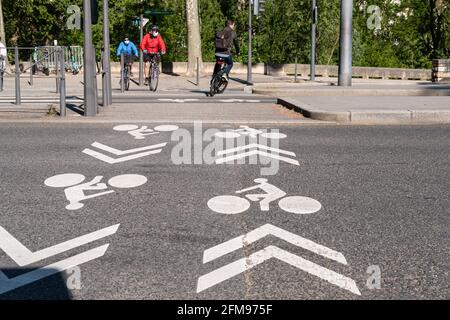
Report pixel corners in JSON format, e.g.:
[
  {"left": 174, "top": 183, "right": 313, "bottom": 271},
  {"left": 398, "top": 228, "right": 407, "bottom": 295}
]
[{"left": 2, "top": 0, "right": 449, "bottom": 68}]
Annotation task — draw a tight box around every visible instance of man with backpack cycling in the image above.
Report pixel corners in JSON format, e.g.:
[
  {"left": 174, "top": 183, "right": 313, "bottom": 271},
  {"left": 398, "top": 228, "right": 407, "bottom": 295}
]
[
  {"left": 116, "top": 36, "right": 138, "bottom": 77},
  {"left": 140, "top": 25, "right": 166, "bottom": 86},
  {"left": 214, "top": 20, "right": 240, "bottom": 82}
]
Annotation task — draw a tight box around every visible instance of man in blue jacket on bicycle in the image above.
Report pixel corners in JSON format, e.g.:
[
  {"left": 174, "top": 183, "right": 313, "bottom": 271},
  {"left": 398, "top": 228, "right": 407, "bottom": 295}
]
[{"left": 117, "top": 36, "right": 138, "bottom": 77}]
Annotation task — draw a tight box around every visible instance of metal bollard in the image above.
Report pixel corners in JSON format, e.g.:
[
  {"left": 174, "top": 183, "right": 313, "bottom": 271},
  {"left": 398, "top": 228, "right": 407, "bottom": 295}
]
[
  {"left": 14, "top": 47, "right": 21, "bottom": 105},
  {"left": 196, "top": 57, "right": 200, "bottom": 86},
  {"left": 120, "top": 52, "right": 124, "bottom": 93},
  {"left": 55, "top": 48, "right": 60, "bottom": 93},
  {"left": 59, "top": 48, "right": 66, "bottom": 117},
  {"left": 29, "top": 55, "right": 33, "bottom": 86},
  {"left": 0, "top": 58, "right": 3, "bottom": 92}
]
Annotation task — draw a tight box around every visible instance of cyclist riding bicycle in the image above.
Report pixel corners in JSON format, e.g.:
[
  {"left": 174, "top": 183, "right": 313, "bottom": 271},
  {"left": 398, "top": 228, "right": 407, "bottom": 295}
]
[
  {"left": 117, "top": 36, "right": 138, "bottom": 77},
  {"left": 213, "top": 20, "right": 240, "bottom": 82},
  {"left": 140, "top": 25, "right": 166, "bottom": 86}
]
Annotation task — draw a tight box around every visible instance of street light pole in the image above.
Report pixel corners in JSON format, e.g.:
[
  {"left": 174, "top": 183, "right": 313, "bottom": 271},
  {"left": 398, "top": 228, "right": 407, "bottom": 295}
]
[
  {"left": 338, "top": 0, "right": 353, "bottom": 86},
  {"left": 310, "top": 0, "right": 317, "bottom": 81},
  {"left": 139, "top": 14, "right": 144, "bottom": 86},
  {"left": 83, "top": 0, "right": 97, "bottom": 116},
  {"left": 247, "top": 0, "right": 253, "bottom": 84},
  {"left": 102, "top": 0, "right": 112, "bottom": 107}
]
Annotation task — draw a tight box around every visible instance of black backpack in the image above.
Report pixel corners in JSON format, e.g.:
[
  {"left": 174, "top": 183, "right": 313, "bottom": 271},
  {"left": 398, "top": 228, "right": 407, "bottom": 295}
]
[{"left": 215, "top": 29, "right": 232, "bottom": 50}]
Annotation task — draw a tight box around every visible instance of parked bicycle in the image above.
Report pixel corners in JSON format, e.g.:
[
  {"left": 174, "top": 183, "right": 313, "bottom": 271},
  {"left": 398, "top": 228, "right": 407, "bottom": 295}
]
[
  {"left": 31, "top": 47, "right": 50, "bottom": 76},
  {"left": 66, "top": 46, "right": 81, "bottom": 75},
  {"left": 209, "top": 53, "right": 230, "bottom": 97}
]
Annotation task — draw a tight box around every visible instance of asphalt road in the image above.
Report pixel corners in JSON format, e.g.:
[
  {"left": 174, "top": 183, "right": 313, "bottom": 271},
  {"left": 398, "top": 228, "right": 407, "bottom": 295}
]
[{"left": 0, "top": 123, "right": 448, "bottom": 300}]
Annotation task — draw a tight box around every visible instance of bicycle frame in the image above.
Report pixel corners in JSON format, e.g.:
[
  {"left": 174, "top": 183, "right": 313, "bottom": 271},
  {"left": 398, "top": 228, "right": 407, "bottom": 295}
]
[
  {"left": 236, "top": 178, "right": 287, "bottom": 211},
  {"left": 147, "top": 54, "right": 160, "bottom": 77}
]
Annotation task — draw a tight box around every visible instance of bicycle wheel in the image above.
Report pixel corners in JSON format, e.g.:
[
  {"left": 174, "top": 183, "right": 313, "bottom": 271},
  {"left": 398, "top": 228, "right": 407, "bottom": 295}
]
[
  {"left": 149, "top": 64, "right": 159, "bottom": 92},
  {"left": 207, "top": 195, "right": 251, "bottom": 215},
  {"left": 124, "top": 67, "right": 130, "bottom": 91},
  {"left": 217, "top": 76, "right": 228, "bottom": 94},
  {"left": 209, "top": 75, "right": 220, "bottom": 97},
  {"left": 278, "top": 196, "right": 322, "bottom": 215}
]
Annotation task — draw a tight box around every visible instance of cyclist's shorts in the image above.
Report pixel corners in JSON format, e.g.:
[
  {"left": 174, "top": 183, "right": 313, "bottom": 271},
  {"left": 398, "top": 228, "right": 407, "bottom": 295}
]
[{"left": 144, "top": 53, "right": 159, "bottom": 63}]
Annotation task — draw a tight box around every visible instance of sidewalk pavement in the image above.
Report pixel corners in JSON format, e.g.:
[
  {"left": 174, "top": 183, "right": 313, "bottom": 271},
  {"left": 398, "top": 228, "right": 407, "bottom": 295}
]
[
  {"left": 248, "top": 77, "right": 450, "bottom": 96},
  {"left": 278, "top": 96, "right": 450, "bottom": 124},
  {"left": 251, "top": 76, "right": 450, "bottom": 124},
  {"left": 1, "top": 71, "right": 449, "bottom": 124}
]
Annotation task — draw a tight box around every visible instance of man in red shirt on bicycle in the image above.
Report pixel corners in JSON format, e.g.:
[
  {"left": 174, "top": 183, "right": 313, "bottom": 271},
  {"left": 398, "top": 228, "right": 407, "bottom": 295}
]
[{"left": 140, "top": 25, "right": 166, "bottom": 85}]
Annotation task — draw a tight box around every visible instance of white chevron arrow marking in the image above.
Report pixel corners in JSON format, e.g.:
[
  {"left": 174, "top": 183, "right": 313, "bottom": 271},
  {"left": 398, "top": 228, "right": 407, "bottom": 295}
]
[
  {"left": 0, "top": 224, "right": 119, "bottom": 266},
  {"left": 82, "top": 142, "right": 167, "bottom": 164},
  {"left": 203, "top": 224, "right": 346, "bottom": 265},
  {"left": 0, "top": 244, "right": 110, "bottom": 295},
  {"left": 82, "top": 149, "right": 162, "bottom": 164},
  {"left": 197, "top": 245, "right": 361, "bottom": 295},
  {"left": 217, "top": 144, "right": 296, "bottom": 157},
  {"left": 216, "top": 144, "right": 299, "bottom": 166},
  {"left": 216, "top": 150, "right": 300, "bottom": 166},
  {"left": 90, "top": 142, "right": 167, "bottom": 155}
]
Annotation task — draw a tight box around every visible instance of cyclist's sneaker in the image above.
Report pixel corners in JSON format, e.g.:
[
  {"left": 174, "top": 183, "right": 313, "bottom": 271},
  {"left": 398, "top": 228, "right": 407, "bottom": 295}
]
[
  {"left": 222, "top": 73, "right": 229, "bottom": 82},
  {"left": 144, "top": 78, "right": 149, "bottom": 86}
]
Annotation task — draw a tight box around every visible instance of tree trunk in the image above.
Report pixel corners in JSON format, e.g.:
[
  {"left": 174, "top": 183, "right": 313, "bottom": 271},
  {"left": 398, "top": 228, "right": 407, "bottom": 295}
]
[
  {"left": 186, "top": 0, "right": 203, "bottom": 77},
  {"left": 0, "top": 0, "right": 5, "bottom": 45}
]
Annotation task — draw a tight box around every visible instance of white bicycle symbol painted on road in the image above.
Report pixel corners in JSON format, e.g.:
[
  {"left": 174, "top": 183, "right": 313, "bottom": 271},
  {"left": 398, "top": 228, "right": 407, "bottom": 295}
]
[
  {"left": 207, "top": 178, "right": 322, "bottom": 215},
  {"left": 113, "top": 124, "right": 179, "bottom": 140},
  {"left": 45, "top": 173, "right": 148, "bottom": 210},
  {"left": 214, "top": 126, "right": 287, "bottom": 140}
]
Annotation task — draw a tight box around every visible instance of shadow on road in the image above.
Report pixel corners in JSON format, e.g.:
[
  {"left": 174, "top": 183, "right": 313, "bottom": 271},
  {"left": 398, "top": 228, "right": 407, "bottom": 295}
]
[
  {"left": 64, "top": 104, "right": 84, "bottom": 116},
  {"left": 0, "top": 268, "right": 73, "bottom": 300}
]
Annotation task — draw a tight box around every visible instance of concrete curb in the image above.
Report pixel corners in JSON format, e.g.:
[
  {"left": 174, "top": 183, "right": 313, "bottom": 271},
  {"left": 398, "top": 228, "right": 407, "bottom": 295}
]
[
  {"left": 257, "top": 88, "right": 450, "bottom": 97},
  {"left": 277, "top": 97, "right": 450, "bottom": 124},
  {"left": 0, "top": 118, "right": 332, "bottom": 125}
]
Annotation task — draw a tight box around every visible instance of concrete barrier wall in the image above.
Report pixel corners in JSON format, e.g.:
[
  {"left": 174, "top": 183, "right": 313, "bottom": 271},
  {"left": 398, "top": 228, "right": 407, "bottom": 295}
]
[{"left": 108, "top": 62, "right": 431, "bottom": 80}]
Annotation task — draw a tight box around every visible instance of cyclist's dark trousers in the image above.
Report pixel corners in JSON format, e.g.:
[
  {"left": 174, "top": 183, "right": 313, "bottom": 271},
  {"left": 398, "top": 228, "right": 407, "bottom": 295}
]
[
  {"left": 123, "top": 54, "right": 133, "bottom": 69},
  {"left": 214, "top": 55, "right": 233, "bottom": 76}
]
